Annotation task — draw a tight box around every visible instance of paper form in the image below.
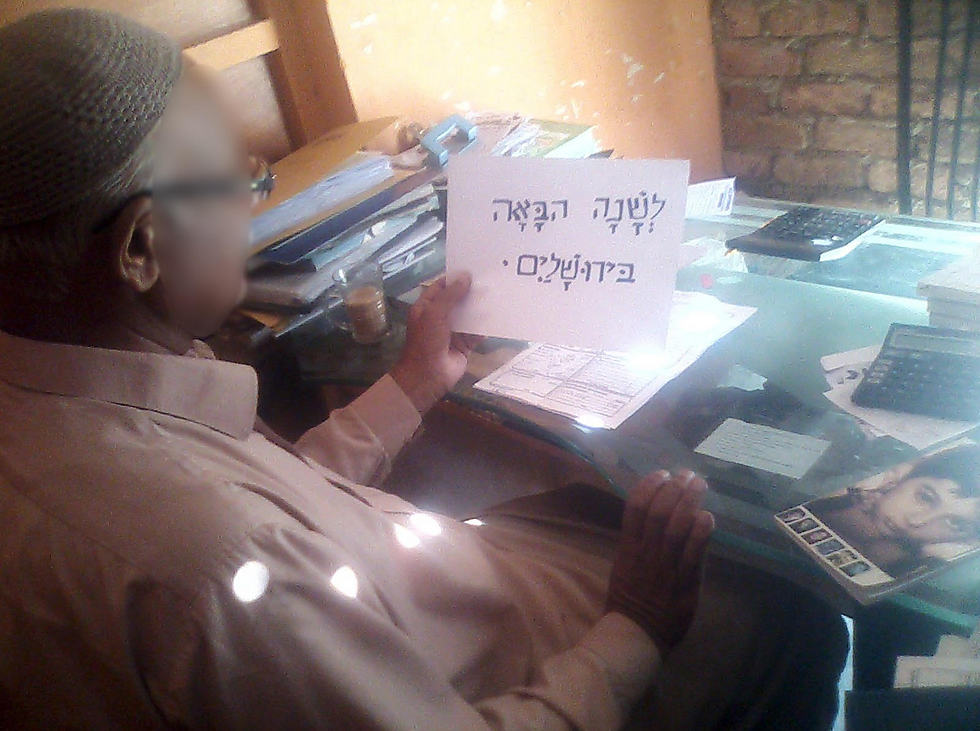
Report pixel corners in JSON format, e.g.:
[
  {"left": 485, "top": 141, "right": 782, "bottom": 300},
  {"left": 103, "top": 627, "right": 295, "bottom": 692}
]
[
  {"left": 473, "top": 291, "right": 756, "bottom": 429},
  {"left": 695, "top": 419, "right": 830, "bottom": 480}
]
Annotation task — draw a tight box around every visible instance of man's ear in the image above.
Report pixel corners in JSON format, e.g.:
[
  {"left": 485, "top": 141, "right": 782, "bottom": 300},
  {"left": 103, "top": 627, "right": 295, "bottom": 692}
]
[{"left": 107, "top": 196, "right": 158, "bottom": 293}]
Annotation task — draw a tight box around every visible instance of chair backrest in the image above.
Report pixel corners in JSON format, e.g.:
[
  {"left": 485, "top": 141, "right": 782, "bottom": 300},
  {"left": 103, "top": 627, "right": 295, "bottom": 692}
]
[
  {"left": 897, "top": 0, "right": 980, "bottom": 220},
  {"left": 0, "top": 0, "right": 359, "bottom": 163}
]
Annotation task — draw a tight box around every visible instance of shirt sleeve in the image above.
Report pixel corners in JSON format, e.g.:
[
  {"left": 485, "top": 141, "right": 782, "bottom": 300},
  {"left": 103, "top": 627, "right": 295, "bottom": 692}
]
[
  {"left": 294, "top": 375, "right": 422, "bottom": 486},
  {"left": 152, "top": 523, "right": 660, "bottom": 731}
]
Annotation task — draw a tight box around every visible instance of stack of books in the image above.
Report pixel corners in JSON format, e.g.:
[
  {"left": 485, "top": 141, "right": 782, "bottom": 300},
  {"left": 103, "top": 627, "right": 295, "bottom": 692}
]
[{"left": 918, "top": 255, "right": 980, "bottom": 332}]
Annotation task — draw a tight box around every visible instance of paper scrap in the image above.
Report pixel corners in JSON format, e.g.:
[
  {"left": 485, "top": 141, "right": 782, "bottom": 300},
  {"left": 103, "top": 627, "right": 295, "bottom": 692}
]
[
  {"left": 695, "top": 419, "right": 830, "bottom": 480},
  {"left": 820, "top": 345, "right": 886, "bottom": 439},
  {"left": 936, "top": 635, "right": 980, "bottom": 659},
  {"left": 894, "top": 656, "right": 980, "bottom": 688},
  {"left": 447, "top": 155, "right": 689, "bottom": 351},
  {"left": 473, "top": 291, "right": 756, "bottom": 429},
  {"left": 685, "top": 177, "right": 735, "bottom": 218},
  {"left": 892, "top": 625, "right": 980, "bottom": 688},
  {"left": 820, "top": 345, "right": 882, "bottom": 374},
  {"left": 824, "top": 375, "right": 976, "bottom": 452}
]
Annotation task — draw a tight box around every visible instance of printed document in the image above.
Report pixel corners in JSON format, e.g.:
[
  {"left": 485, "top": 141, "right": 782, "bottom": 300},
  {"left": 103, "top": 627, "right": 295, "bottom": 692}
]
[{"left": 473, "top": 291, "right": 756, "bottom": 429}]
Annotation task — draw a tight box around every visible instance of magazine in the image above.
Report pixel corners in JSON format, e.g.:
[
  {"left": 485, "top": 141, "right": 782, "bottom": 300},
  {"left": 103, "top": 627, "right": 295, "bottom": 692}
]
[{"left": 774, "top": 444, "right": 980, "bottom": 605}]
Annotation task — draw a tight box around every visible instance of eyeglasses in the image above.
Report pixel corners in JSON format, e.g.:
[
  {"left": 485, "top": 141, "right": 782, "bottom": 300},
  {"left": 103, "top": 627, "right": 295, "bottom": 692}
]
[{"left": 92, "top": 156, "right": 276, "bottom": 232}]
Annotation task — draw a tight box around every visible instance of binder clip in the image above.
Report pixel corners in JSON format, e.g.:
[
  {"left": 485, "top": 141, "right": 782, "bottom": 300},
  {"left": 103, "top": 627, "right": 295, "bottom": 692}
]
[{"left": 420, "top": 115, "right": 477, "bottom": 167}]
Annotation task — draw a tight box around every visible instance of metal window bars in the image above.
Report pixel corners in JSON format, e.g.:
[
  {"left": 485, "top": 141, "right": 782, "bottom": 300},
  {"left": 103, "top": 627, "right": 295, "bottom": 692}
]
[{"left": 897, "top": 0, "right": 980, "bottom": 220}]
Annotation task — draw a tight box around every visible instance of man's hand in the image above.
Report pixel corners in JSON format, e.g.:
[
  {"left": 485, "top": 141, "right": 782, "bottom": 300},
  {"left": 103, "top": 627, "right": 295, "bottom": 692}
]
[
  {"left": 606, "top": 470, "right": 714, "bottom": 655},
  {"left": 390, "top": 274, "right": 482, "bottom": 414}
]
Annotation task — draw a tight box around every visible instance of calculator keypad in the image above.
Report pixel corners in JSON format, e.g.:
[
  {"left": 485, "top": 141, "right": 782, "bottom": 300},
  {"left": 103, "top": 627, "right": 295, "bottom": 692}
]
[{"left": 760, "top": 207, "right": 883, "bottom": 244}]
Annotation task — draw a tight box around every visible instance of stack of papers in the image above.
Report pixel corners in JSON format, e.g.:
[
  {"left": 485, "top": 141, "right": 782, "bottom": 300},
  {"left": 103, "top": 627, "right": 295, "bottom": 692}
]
[
  {"left": 821, "top": 346, "right": 978, "bottom": 450},
  {"left": 246, "top": 186, "right": 441, "bottom": 308},
  {"left": 473, "top": 291, "right": 757, "bottom": 429},
  {"left": 249, "top": 153, "right": 393, "bottom": 248},
  {"left": 895, "top": 624, "right": 980, "bottom": 689},
  {"left": 918, "top": 254, "right": 980, "bottom": 332}
]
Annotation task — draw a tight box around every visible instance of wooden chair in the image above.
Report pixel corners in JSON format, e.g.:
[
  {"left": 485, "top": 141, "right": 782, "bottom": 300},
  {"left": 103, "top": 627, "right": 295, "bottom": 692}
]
[
  {"left": 0, "top": 1, "right": 725, "bottom": 181},
  {"left": 0, "top": 0, "right": 359, "bottom": 162}
]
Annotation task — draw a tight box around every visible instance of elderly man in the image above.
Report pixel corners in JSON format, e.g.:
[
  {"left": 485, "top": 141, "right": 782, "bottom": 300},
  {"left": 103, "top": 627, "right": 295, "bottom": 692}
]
[{"left": 0, "top": 9, "right": 846, "bottom": 730}]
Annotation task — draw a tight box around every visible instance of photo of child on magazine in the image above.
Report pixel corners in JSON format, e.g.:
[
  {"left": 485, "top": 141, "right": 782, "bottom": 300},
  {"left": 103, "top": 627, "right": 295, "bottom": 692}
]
[{"left": 776, "top": 444, "right": 980, "bottom": 602}]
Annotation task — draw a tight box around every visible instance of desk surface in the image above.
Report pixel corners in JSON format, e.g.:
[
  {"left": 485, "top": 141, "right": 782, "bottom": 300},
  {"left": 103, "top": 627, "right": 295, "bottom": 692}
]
[{"left": 290, "top": 196, "right": 980, "bottom": 628}]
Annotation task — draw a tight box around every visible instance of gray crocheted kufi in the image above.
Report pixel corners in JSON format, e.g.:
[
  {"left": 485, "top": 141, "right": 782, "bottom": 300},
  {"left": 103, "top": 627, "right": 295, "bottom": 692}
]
[{"left": 0, "top": 8, "right": 182, "bottom": 226}]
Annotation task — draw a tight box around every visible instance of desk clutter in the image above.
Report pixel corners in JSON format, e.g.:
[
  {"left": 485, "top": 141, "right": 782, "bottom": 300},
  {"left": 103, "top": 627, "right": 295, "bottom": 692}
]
[
  {"left": 821, "top": 344, "right": 978, "bottom": 451},
  {"left": 232, "top": 112, "right": 980, "bottom": 616},
  {"left": 238, "top": 114, "right": 601, "bottom": 340},
  {"left": 814, "top": 252, "right": 980, "bottom": 452},
  {"left": 237, "top": 113, "right": 738, "bottom": 346}
]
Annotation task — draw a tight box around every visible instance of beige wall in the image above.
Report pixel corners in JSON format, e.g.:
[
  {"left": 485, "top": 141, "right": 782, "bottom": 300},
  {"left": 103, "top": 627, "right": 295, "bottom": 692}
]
[{"left": 327, "top": 0, "right": 724, "bottom": 181}]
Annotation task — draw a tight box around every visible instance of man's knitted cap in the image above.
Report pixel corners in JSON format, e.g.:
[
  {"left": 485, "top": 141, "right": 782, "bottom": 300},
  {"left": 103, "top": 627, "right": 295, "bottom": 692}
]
[{"left": 0, "top": 8, "right": 182, "bottom": 226}]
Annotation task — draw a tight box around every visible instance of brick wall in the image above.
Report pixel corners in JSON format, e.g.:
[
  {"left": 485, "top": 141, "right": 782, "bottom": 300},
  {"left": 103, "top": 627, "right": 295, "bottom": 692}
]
[{"left": 712, "top": 0, "right": 980, "bottom": 218}]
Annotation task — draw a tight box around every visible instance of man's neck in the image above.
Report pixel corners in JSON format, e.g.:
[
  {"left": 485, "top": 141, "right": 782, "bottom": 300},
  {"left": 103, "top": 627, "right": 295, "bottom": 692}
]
[
  {"left": 83, "top": 317, "right": 195, "bottom": 355},
  {"left": 1, "top": 296, "right": 195, "bottom": 356}
]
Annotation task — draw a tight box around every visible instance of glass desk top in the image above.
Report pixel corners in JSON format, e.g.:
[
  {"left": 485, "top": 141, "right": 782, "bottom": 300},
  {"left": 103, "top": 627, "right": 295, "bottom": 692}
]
[{"left": 289, "top": 196, "right": 980, "bottom": 628}]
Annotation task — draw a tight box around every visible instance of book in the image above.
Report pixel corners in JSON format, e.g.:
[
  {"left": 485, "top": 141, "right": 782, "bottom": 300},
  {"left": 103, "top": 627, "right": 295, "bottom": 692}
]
[
  {"left": 930, "top": 313, "right": 980, "bottom": 332},
  {"left": 918, "top": 255, "right": 980, "bottom": 306},
  {"left": 775, "top": 444, "right": 980, "bottom": 605},
  {"left": 928, "top": 297, "right": 980, "bottom": 322}
]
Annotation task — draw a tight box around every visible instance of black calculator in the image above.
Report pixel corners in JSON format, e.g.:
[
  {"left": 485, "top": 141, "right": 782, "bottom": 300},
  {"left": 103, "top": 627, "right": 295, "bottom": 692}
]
[
  {"left": 726, "top": 206, "right": 884, "bottom": 261},
  {"left": 852, "top": 324, "right": 980, "bottom": 422}
]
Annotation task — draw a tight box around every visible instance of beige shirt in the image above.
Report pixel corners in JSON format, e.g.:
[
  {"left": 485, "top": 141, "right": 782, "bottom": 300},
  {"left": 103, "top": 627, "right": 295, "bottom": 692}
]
[{"left": 0, "top": 331, "right": 657, "bottom": 730}]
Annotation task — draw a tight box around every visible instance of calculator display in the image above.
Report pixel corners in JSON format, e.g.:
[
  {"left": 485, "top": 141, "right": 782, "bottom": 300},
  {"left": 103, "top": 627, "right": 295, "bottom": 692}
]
[{"left": 892, "top": 330, "right": 980, "bottom": 357}]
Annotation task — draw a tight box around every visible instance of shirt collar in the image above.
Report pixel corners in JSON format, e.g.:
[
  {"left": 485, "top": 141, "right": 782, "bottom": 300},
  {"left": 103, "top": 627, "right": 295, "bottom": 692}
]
[{"left": 0, "top": 330, "right": 258, "bottom": 439}]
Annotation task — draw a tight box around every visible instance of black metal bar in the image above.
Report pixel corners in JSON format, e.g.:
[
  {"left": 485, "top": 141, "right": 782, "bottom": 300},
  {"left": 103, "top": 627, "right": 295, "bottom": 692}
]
[
  {"left": 973, "top": 148, "right": 980, "bottom": 220},
  {"left": 897, "top": 0, "right": 914, "bottom": 215},
  {"left": 947, "top": 0, "right": 979, "bottom": 219},
  {"left": 925, "top": 0, "right": 952, "bottom": 217},
  {"left": 969, "top": 11, "right": 980, "bottom": 221}
]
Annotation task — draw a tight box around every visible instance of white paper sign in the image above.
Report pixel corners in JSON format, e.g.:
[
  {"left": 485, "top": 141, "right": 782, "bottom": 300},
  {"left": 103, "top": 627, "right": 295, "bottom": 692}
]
[{"left": 446, "top": 156, "right": 689, "bottom": 350}]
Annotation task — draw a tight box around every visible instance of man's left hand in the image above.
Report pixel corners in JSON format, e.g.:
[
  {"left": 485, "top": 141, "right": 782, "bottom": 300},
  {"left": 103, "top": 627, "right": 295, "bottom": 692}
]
[{"left": 390, "top": 273, "right": 481, "bottom": 414}]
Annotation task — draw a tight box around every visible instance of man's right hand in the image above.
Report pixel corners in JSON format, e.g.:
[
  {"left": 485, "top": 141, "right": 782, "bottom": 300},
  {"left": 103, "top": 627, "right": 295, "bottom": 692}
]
[{"left": 606, "top": 470, "right": 714, "bottom": 655}]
